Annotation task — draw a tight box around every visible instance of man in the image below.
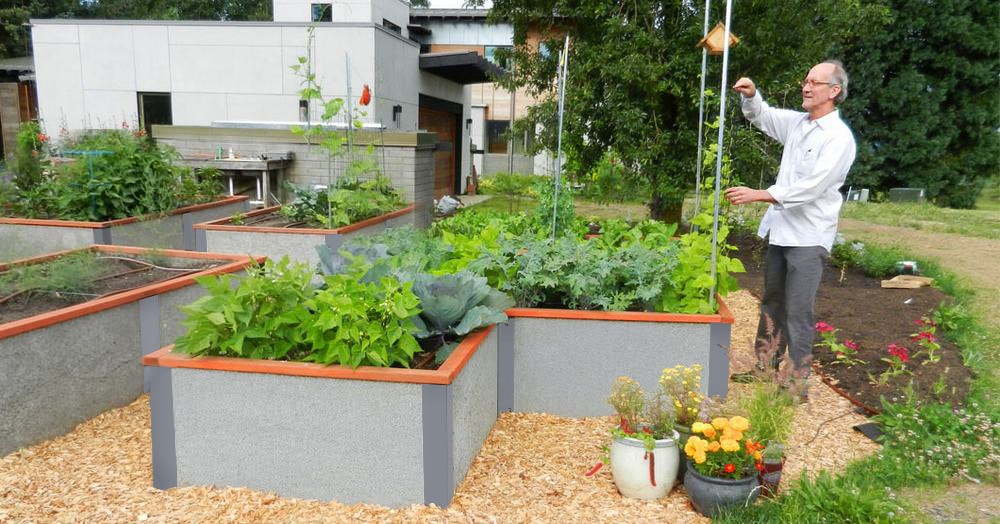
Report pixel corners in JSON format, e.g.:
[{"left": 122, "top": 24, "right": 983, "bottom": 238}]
[{"left": 725, "top": 61, "right": 857, "bottom": 397}]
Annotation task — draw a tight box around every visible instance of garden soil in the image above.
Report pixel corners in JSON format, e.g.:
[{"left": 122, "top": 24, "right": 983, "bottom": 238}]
[{"left": 0, "top": 289, "right": 882, "bottom": 522}]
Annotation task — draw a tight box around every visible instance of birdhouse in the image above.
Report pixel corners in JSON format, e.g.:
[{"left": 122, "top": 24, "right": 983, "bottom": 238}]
[{"left": 697, "top": 22, "right": 740, "bottom": 55}]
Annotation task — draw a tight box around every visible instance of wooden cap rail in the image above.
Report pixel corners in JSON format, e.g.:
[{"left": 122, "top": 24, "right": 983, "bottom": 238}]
[
  {"left": 0, "top": 196, "right": 248, "bottom": 228},
  {"left": 194, "top": 204, "right": 416, "bottom": 235}
]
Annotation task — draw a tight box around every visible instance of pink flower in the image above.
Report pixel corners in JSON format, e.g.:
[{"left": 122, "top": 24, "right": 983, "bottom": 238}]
[
  {"left": 844, "top": 340, "right": 859, "bottom": 351},
  {"left": 815, "top": 322, "right": 835, "bottom": 333},
  {"left": 887, "top": 344, "right": 910, "bottom": 363},
  {"left": 911, "top": 332, "right": 936, "bottom": 343}
]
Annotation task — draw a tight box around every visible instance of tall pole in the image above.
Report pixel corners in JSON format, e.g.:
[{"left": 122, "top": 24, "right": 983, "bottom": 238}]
[
  {"left": 551, "top": 35, "right": 570, "bottom": 239},
  {"left": 708, "top": 0, "right": 734, "bottom": 311},
  {"left": 692, "top": 0, "right": 712, "bottom": 228}
]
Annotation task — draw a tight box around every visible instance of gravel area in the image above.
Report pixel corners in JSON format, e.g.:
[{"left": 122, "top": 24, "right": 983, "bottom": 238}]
[{"left": 0, "top": 290, "right": 880, "bottom": 522}]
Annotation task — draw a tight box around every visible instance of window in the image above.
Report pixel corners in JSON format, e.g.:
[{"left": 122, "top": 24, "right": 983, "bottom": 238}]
[
  {"left": 137, "top": 92, "right": 172, "bottom": 138},
  {"left": 311, "top": 3, "right": 332, "bottom": 22},
  {"left": 484, "top": 46, "right": 513, "bottom": 69},
  {"left": 383, "top": 19, "right": 401, "bottom": 34},
  {"left": 486, "top": 120, "right": 509, "bottom": 154}
]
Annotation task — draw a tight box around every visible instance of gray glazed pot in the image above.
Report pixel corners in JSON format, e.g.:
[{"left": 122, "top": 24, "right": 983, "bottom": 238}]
[
  {"left": 674, "top": 423, "right": 693, "bottom": 481},
  {"left": 683, "top": 460, "right": 760, "bottom": 517}
]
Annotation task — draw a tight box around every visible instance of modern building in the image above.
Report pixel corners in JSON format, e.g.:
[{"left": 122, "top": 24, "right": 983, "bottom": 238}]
[{"left": 29, "top": 0, "right": 501, "bottom": 198}]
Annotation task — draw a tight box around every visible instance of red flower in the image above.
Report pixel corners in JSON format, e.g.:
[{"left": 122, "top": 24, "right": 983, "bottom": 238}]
[
  {"left": 359, "top": 84, "right": 371, "bottom": 106},
  {"left": 887, "top": 344, "right": 910, "bottom": 362},
  {"left": 724, "top": 463, "right": 736, "bottom": 474},
  {"left": 37, "top": 132, "right": 49, "bottom": 143},
  {"left": 755, "top": 462, "right": 765, "bottom": 472},
  {"left": 911, "top": 332, "right": 936, "bottom": 343},
  {"left": 844, "top": 340, "right": 859, "bottom": 351},
  {"left": 815, "top": 322, "right": 835, "bottom": 333}
]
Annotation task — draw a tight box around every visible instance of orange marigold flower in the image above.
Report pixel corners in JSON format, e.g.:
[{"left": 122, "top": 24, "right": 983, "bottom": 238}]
[{"left": 729, "top": 416, "right": 750, "bottom": 431}]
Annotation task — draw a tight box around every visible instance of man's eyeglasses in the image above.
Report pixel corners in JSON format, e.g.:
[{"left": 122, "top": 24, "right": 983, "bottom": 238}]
[{"left": 801, "top": 79, "right": 838, "bottom": 88}]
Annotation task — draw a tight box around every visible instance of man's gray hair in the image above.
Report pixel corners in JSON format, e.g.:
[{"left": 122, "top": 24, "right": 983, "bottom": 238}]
[{"left": 824, "top": 59, "right": 849, "bottom": 103}]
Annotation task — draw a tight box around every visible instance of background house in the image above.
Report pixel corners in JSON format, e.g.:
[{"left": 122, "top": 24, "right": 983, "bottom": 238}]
[{"left": 29, "top": 0, "right": 500, "bottom": 199}]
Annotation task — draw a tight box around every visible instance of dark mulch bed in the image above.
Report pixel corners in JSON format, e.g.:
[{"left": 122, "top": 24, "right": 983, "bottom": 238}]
[
  {"left": 731, "top": 233, "right": 972, "bottom": 412},
  {"left": 233, "top": 212, "right": 313, "bottom": 229},
  {"left": 0, "top": 255, "right": 220, "bottom": 324}
]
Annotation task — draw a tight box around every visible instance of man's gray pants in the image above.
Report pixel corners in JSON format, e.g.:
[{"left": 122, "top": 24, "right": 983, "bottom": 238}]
[{"left": 755, "top": 244, "right": 828, "bottom": 373}]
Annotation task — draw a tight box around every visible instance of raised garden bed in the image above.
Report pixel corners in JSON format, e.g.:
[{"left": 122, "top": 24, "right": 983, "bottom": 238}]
[
  {"left": 0, "top": 197, "right": 250, "bottom": 260},
  {"left": 0, "top": 245, "right": 262, "bottom": 456},
  {"left": 499, "top": 300, "right": 734, "bottom": 417},
  {"left": 193, "top": 204, "right": 416, "bottom": 265},
  {"left": 141, "top": 326, "right": 497, "bottom": 508}
]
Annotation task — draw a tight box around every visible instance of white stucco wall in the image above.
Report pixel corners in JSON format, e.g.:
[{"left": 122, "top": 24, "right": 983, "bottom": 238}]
[
  {"left": 30, "top": 20, "right": 425, "bottom": 133},
  {"left": 273, "top": 0, "right": 409, "bottom": 38}
]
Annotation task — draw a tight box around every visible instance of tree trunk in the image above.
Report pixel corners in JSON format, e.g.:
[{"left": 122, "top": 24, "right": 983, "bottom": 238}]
[{"left": 649, "top": 194, "right": 683, "bottom": 225}]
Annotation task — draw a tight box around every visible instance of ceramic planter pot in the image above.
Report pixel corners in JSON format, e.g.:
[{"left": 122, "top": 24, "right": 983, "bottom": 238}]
[
  {"left": 610, "top": 430, "right": 680, "bottom": 499},
  {"left": 683, "top": 460, "right": 760, "bottom": 517},
  {"left": 674, "top": 423, "right": 693, "bottom": 481}
]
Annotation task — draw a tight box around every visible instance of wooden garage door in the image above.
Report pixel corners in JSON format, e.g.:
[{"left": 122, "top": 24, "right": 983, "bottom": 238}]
[{"left": 418, "top": 105, "right": 458, "bottom": 199}]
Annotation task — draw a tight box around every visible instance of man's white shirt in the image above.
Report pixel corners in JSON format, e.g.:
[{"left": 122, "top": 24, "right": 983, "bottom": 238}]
[{"left": 741, "top": 92, "right": 857, "bottom": 252}]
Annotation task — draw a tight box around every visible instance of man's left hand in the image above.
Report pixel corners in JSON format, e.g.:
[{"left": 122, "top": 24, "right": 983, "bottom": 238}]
[{"left": 725, "top": 186, "right": 775, "bottom": 205}]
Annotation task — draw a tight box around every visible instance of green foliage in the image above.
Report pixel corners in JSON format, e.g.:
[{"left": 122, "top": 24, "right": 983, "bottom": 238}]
[
  {"left": 0, "top": 250, "right": 102, "bottom": 299},
  {"left": 484, "top": 0, "right": 883, "bottom": 220},
  {"left": 408, "top": 271, "right": 513, "bottom": 340},
  {"left": 830, "top": 240, "right": 907, "bottom": 278},
  {"left": 174, "top": 257, "right": 423, "bottom": 368},
  {"left": 3, "top": 129, "right": 220, "bottom": 221},
  {"left": 660, "top": 213, "right": 744, "bottom": 314},
  {"left": 280, "top": 177, "right": 404, "bottom": 228},
  {"left": 12, "top": 121, "right": 47, "bottom": 192},
  {"left": 834, "top": 0, "right": 1000, "bottom": 209},
  {"left": 738, "top": 382, "right": 795, "bottom": 448},
  {"left": 476, "top": 172, "right": 537, "bottom": 198},
  {"left": 578, "top": 150, "right": 650, "bottom": 205},
  {"left": 532, "top": 175, "right": 575, "bottom": 237}
]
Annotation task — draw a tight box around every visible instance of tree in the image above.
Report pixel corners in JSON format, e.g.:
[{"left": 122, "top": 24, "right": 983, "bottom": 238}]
[
  {"left": 482, "top": 0, "right": 885, "bottom": 221},
  {"left": 833, "top": 0, "right": 1000, "bottom": 208},
  {"left": 410, "top": 0, "right": 430, "bottom": 8}
]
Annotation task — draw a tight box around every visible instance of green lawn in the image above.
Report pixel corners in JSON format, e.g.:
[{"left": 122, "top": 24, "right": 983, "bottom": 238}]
[{"left": 840, "top": 201, "right": 1000, "bottom": 240}]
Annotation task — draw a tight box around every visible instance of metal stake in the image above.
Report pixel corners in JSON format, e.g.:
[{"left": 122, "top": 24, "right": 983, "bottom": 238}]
[
  {"left": 708, "top": 0, "right": 734, "bottom": 311},
  {"left": 551, "top": 35, "right": 570, "bottom": 239}
]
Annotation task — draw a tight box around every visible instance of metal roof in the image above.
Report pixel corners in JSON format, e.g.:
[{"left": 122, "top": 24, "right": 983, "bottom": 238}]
[{"left": 419, "top": 51, "right": 503, "bottom": 84}]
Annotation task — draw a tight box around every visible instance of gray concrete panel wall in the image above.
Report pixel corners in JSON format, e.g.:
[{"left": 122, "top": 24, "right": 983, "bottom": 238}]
[
  {"left": 157, "top": 283, "right": 217, "bottom": 348},
  {"left": 511, "top": 318, "right": 713, "bottom": 417},
  {"left": 451, "top": 328, "right": 498, "bottom": 488},
  {"left": 0, "top": 224, "right": 95, "bottom": 261},
  {"left": 111, "top": 214, "right": 185, "bottom": 250},
  {"left": 0, "top": 304, "right": 143, "bottom": 456},
  {"left": 170, "top": 369, "right": 425, "bottom": 506},
  {"left": 203, "top": 229, "right": 326, "bottom": 266}
]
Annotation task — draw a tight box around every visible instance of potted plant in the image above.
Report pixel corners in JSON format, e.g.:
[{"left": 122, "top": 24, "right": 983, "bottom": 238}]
[
  {"left": 738, "top": 382, "right": 795, "bottom": 496},
  {"left": 658, "top": 364, "right": 706, "bottom": 480},
  {"left": 682, "top": 416, "right": 763, "bottom": 517},
  {"left": 606, "top": 376, "right": 680, "bottom": 499}
]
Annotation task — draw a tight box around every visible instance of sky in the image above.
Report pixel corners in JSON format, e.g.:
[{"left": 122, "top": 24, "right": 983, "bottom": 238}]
[{"left": 424, "top": 0, "right": 491, "bottom": 8}]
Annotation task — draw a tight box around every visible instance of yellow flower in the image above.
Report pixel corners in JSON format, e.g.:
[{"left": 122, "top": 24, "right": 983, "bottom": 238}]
[
  {"left": 722, "top": 428, "right": 744, "bottom": 442},
  {"left": 729, "top": 416, "right": 750, "bottom": 432},
  {"left": 708, "top": 441, "right": 721, "bottom": 452},
  {"left": 691, "top": 422, "right": 711, "bottom": 434},
  {"left": 721, "top": 438, "right": 740, "bottom": 452},
  {"left": 711, "top": 417, "right": 730, "bottom": 431},
  {"left": 754, "top": 451, "right": 762, "bottom": 461},
  {"left": 693, "top": 451, "right": 707, "bottom": 464}
]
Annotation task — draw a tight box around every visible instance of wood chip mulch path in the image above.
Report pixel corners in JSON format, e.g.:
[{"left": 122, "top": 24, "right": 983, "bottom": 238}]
[{"left": 0, "top": 291, "right": 880, "bottom": 523}]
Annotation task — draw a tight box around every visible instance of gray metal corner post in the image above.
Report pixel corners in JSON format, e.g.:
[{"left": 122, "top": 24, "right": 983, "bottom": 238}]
[
  {"left": 139, "top": 296, "right": 162, "bottom": 393},
  {"left": 421, "top": 383, "right": 454, "bottom": 507},
  {"left": 182, "top": 212, "right": 195, "bottom": 251},
  {"left": 93, "top": 227, "right": 112, "bottom": 245},
  {"left": 194, "top": 229, "right": 208, "bottom": 252},
  {"left": 148, "top": 367, "right": 177, "bottom": 489},
  {"left": 708, "top": 321, "right": 732, "bottom": 397},
  {"left": 497, "top": 320, "right": 515, "bottom": 413}
]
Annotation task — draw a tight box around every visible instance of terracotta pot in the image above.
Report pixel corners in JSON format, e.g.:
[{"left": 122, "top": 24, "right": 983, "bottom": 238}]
[
  {"left": 683, "top": 460, "right": 760, "bottom": 517},
  {"left": 758, "top": 458, "right": 785, "bottom": 497}
]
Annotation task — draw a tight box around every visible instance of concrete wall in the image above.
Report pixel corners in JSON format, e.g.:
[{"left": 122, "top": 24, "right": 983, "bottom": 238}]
[
  {"left": 482, "top": 152, "right": 534, "bottom": 176},
  {"left": 30, "top": 21, "right": 419, "bottom": 133},
  {"left": 451, "top": 328, "right": 497, "bottom": 487},
  {"left": 505, "top": 317, "right": 719, "bottom": 417}
]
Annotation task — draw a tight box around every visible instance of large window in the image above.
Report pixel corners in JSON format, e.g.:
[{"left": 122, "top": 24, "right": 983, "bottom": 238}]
[
  {"left": 137, "top": 92, "right": 172, "bottom": 138},
  {"left": 311, "top": 3, "right": 332, "bottom": 22},
  {"left": 486, "top": 120, "right": 509, "bottom": 154},
  {"left": 484, "top": 46, "right": 513, "bottom": 69}
]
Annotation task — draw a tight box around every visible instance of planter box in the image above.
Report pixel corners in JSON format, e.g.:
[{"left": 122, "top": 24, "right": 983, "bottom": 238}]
[
  {"left": 496, "top": 298, "right": 734, "bottom": 417},
  {"left": 142, "top": 326, "right": 497, "bottom": 508},
  {"left": 0, "top": 246, "right": 262, "bottom": 457},
  {"left": 0, "top": 196, "right": 250, "bottom": 260},
  {"left": 193, "top": 204, "right": 416, "bottom": 266}
]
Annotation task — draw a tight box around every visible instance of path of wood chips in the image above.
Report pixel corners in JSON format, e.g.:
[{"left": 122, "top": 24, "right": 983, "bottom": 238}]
[{"left": 0, "top": 290, "right": 880, "bottom": 523}]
